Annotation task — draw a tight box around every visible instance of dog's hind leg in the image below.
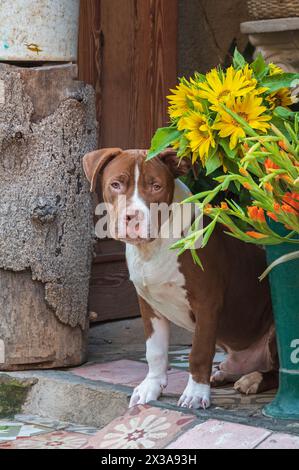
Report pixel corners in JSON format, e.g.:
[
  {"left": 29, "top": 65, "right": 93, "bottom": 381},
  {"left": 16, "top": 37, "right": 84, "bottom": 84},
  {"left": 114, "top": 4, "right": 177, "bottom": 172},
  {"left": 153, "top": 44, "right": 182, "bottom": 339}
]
[
  {"left": 211, "top": 325, "right": 278, "bottom": 389},
  {"left": 234, "top": 370, "right": 279, "bottom": 394},
  {"left": 234, "top": 328, "right": 279, "bottom": 395}
]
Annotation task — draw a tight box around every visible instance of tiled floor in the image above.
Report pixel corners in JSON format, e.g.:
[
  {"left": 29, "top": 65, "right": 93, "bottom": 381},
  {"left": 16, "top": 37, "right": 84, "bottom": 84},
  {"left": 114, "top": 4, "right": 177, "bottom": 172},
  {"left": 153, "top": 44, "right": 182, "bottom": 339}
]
[
  {"left": 69, "top": 348, "right": 277, "bottom": 410},
  {"left": 1, "top": 412, "right": 299, "bottom": 449},
  {"left": 1, "top": 346, "right": 298, "bottom": 449}
]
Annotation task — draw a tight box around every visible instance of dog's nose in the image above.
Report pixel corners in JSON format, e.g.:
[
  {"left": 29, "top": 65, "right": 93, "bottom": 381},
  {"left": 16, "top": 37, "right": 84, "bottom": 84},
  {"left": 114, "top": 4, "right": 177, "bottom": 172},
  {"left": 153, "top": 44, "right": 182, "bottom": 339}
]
[
  {"left": 125, "top": 210, "right": 144, "bottom": 225},
  {"left": 125, "top": 213, "right": 136, "bottom": 223}
]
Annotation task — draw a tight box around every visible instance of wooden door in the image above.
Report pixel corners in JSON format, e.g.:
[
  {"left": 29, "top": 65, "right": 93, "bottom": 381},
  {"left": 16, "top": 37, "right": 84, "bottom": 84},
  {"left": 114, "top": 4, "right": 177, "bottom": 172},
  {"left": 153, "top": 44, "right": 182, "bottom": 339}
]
[{"left": 78, "top": 0, "right": 178, "bottom": 322}]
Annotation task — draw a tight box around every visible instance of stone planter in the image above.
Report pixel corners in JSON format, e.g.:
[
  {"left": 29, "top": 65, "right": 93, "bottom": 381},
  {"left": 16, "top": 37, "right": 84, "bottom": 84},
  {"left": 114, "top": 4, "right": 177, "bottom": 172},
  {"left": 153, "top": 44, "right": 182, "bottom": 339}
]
[
  {"left": 0, "top": 63, "right": 97, "bottom": 370},
  {"left": 241, "top": 18, "right": 299, "bottom": 72},
  {"left": 0, "top": 0, "right": 80, "bottom": 62}
]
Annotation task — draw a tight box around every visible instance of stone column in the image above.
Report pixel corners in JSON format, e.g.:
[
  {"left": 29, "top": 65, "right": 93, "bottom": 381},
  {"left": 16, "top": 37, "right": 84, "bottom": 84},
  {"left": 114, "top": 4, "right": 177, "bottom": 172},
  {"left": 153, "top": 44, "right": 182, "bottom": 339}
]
[
  {"left": 241, "top": 18, "right": 299, "bottom": 72},
  {"left": 0, "top": 63, "right": 97, "bottom": 370}
]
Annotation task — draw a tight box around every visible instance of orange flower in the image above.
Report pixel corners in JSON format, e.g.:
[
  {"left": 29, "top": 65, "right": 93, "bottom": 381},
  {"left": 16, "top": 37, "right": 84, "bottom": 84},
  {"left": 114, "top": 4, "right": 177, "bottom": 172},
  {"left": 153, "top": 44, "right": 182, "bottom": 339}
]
[
  {"left": 239, "top": 167, "right": 249, "bottom": 177},
  {"left": 273, "top": 202, "right": 281, "bottom": 213},
  {"left": 281, "top": 174, "right": 293, "bottom": 184},
  {"left": 243, "top": 182, "right": 252, "bottom": 190},
  {"left": 264, "top": 182, "right": 273, "bottom": 192},
  {"left": 283, "top": 192, "right": 299, "bottom": 211},
  {"left": 264, "top": 158, "right": 279, "bottom": 173},
  {"left": 243, "top": 143, "right": 250, "bottom": 152},
  {"left": 248, "top": 206, "right": 266, "bottom": 223},
  {"left": 267, "top": 211, "right": 278, "bottom": 222},
  {"left": 278, "top": 140, "right": 288, "bottom": 151},
  {"left": 204, "top": 204, "right": 213, "bottom": 214},
  {"left": 246, "top": 231, "right": 268, "bottom": 239},
  {"left": 281, "top": 204, "right": 298, "bottom": 215},
  {"left": 221, "top": 202, "right": 229, "bottom": 210}
]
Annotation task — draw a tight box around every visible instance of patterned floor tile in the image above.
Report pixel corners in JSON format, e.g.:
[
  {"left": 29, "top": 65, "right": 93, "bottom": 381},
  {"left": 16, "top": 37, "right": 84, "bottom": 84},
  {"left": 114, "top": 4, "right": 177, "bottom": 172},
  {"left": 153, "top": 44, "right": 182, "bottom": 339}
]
[
  {"left": 70, "top": 360, "right": 148, "bottom": 385},
  {"left": 257, "top": 433, "right": 299, "bottom": 449},
  {"left": 0, "top": 431, "right": 89, "bottom": 449},
  {"left": 84, "top": 405, "right": 195, "bottom": 449},
  {"left": 167, "top": 419, "right": 271, "bottom": 449},
  {"left": 0, "top": 423, "right": 22, "bottom": 442},
  {"left": 0, "top": 420, "right": 54, "bottom": 443}
]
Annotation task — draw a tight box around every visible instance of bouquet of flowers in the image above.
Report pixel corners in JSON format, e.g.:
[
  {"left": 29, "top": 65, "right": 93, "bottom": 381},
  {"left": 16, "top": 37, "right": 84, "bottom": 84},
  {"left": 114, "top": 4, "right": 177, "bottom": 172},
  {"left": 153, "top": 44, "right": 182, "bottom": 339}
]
[{"left": 148, "top": 50, "right": 299, "bottom": 269}]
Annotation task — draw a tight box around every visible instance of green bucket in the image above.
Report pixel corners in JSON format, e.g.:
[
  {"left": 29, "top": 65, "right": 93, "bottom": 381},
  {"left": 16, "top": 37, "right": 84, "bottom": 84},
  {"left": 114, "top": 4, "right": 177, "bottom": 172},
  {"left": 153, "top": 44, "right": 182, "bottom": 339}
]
[{"left": 263, "top": 234, "right": 299, "bottom": 420}]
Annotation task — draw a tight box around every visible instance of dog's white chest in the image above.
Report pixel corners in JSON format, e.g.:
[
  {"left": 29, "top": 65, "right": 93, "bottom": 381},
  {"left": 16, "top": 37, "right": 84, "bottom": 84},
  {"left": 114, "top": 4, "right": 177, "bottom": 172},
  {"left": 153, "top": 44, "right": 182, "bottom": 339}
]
[{"left": 126, "top": 241, "right": 195, "bottom": 332}]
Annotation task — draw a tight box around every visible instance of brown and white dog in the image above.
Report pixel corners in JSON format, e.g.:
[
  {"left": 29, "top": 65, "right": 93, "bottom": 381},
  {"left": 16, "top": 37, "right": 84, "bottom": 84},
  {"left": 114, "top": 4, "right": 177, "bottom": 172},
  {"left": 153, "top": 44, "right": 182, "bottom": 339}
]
[{"left": 83, "top": 148, "right": 278, "bottom": 409}]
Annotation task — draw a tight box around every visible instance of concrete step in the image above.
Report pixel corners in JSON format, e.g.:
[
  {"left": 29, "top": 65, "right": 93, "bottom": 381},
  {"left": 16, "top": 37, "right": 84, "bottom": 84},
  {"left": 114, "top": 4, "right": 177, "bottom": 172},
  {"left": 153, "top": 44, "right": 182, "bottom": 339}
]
[{"left": 0, "top": 369, "right": 130, "bottom": 428}]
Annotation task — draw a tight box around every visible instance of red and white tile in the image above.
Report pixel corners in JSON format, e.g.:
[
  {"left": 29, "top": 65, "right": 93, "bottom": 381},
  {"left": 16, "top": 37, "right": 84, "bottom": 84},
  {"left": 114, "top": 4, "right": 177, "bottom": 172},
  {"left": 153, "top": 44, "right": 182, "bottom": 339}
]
[{"left": 84, "top": 405, "right": 195, "bottom": 450}]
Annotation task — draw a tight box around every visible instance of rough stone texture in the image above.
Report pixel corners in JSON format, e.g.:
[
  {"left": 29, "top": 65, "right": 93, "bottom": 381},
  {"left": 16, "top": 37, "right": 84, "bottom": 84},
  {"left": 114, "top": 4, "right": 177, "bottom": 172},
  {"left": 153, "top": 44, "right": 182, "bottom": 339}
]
[
  {"left": 178, "top": 0, "right": 250, "bottom": 77},
  {"left": 3, "top": 371, "right": 130, "bottom": 428},
  {"left": 240, "top": 19, "right": 299, "bottom": 73},
  {"left": 241, "top": 18, "right": 299, "bottom": 34},
  {"left": 0, "top": 63, "right": 97, "bottom": 369},
  {"left": 248, "top": 30, "right": 299, "bottom": 72}
]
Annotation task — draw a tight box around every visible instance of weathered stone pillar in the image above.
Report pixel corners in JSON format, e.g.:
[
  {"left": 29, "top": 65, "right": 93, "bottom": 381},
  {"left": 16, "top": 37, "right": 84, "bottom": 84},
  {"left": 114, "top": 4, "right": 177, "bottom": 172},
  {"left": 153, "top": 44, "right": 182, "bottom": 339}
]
[
  {"left": 241, "top": 18, "right": 299, "bottom": 72},
  {"left": 0, "top": 63, "right": 97, "bottom": 370}
]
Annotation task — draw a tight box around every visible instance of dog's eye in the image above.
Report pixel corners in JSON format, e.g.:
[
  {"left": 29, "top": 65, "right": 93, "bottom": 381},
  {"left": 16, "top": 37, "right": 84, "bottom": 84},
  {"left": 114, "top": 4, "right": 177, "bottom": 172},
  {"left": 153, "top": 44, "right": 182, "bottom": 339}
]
[
  {"left": 152, "top": 183, "right": 162, "bottom": 192},
  {"left": 111, "top": 181, "right": 121, "bottom": 190}
]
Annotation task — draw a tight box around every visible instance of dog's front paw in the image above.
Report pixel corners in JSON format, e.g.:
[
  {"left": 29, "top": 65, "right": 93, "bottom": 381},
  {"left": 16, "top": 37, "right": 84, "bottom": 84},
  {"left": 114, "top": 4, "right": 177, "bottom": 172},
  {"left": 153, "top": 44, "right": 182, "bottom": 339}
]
[
  {"left": 178, "top": 376, "right": 211, "bottom": 409},
  {"left": 129, "top": 376, "right": 167, "bottom": 408}
]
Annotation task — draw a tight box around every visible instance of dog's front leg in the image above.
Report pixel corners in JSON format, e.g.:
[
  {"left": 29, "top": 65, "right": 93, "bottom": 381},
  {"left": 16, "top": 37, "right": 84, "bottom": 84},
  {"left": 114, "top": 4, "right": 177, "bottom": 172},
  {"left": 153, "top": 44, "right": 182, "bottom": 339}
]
[
  {"left": 179, "top": 309, "right": 218, "bottom": 410},
  {"left": 129, "top": 296, "right": 170, "bottom": 408}
]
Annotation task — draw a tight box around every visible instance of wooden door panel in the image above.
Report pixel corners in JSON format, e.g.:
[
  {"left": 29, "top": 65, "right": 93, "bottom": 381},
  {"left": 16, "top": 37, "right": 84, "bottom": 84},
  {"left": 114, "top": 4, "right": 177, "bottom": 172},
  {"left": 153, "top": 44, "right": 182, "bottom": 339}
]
[{"left": 78, "top": 0, "right": 178, "bottom": 322}]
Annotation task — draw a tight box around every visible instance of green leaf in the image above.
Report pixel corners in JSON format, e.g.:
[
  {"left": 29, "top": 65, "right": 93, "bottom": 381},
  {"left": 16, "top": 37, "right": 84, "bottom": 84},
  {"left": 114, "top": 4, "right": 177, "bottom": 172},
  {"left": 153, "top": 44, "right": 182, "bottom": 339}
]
[
  {"left": 193, "top": 72, "right": 206, "bottom": 83},
  {"left": 233, "top": 48, "right": 246, "bottom": 69},
  {"left": 274, "top": 106, "right": 297, "bottom": 121},
  {"left": 202, "top": 216, "right": 220, "bottom": 248},
  {"left": 177, "top": 134, "right": 189, "bottom": 157},
  {"left": 251, "top": 53, "right": 268, "bottom": 79},
  {"left": 270, "top": 115, "right": 291, "bottom": 138},
  {"left": 205, "top": 147, "right": 222, "bottom": 175},
  {"left": 222, "top": 157, "right": 239, "bottom": 174},
  {"left": 219, "top": 138, "right": 237, "bottom": 160},
  {"left": 147, "top": 127, "right": 181, "bottom": 160},
  {"left": 190, "top": 248, "right": 204, "bottom": 270},
  {"left": 260, "top": 73, "right": 299, "bottom": 93},
  {"left": 233, "top": 180, "right": 241, "bottom": 192}
]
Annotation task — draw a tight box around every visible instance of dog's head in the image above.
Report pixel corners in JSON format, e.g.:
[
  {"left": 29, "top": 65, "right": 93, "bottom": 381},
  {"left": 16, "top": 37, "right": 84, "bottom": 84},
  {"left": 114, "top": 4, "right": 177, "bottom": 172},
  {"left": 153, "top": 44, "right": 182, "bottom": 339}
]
[{"left": 83, "top": 148, "right": 191, "bottom": 244}]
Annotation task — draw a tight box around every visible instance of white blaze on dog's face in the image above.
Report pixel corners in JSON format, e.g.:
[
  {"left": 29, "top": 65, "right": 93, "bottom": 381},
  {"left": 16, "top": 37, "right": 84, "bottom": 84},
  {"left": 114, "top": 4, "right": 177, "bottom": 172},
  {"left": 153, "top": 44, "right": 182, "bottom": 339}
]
[{"left": 83, "top": 148, "right": 191, "bottom": 245}]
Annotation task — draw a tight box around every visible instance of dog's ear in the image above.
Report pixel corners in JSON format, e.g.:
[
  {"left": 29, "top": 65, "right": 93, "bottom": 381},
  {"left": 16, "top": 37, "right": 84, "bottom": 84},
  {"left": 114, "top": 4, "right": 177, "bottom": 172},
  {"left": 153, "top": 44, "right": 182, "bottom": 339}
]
[
  {"left": 158, "top": 149, "right": 191, "bottom": 178},
  {"left": 83, "top": 148, "right": 122, "bottom": 192}
]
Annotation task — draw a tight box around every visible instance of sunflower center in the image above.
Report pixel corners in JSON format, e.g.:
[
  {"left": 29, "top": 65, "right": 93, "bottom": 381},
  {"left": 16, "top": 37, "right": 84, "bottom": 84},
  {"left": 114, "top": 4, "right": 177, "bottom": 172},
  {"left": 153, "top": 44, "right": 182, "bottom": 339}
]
[
  {"left": 238, "top": 112, "right": 249, "bottom": 121},
  {"left": 218, "top": 89, "right": 230, "bottom": 99}
]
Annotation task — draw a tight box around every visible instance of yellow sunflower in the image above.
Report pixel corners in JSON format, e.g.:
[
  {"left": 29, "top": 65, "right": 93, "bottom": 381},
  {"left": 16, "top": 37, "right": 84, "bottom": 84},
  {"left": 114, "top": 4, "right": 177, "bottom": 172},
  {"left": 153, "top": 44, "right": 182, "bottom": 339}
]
[
  {"left": 180, "top": 111, "right": 216, "bottom": 163},
  {"left": 268, "top": 63, "right": 284, "bottom": 76},
  {"left": 197, "top": 66, "right": 255, "bottom": 112},
  {"left": 242, "top": 64, "right": 268, "bottom": 95},
  {"left": 267, "top": 63, "right": 297, "bottom": 109},
  {"left": 266, "top": 88, "right": 295, "bottom": 110},
  {"left": 213, "top": 94, "right": 271, "bottom": 149},
  {"left": 167, "top": 82, "right": 202, "bottom": 120}
]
